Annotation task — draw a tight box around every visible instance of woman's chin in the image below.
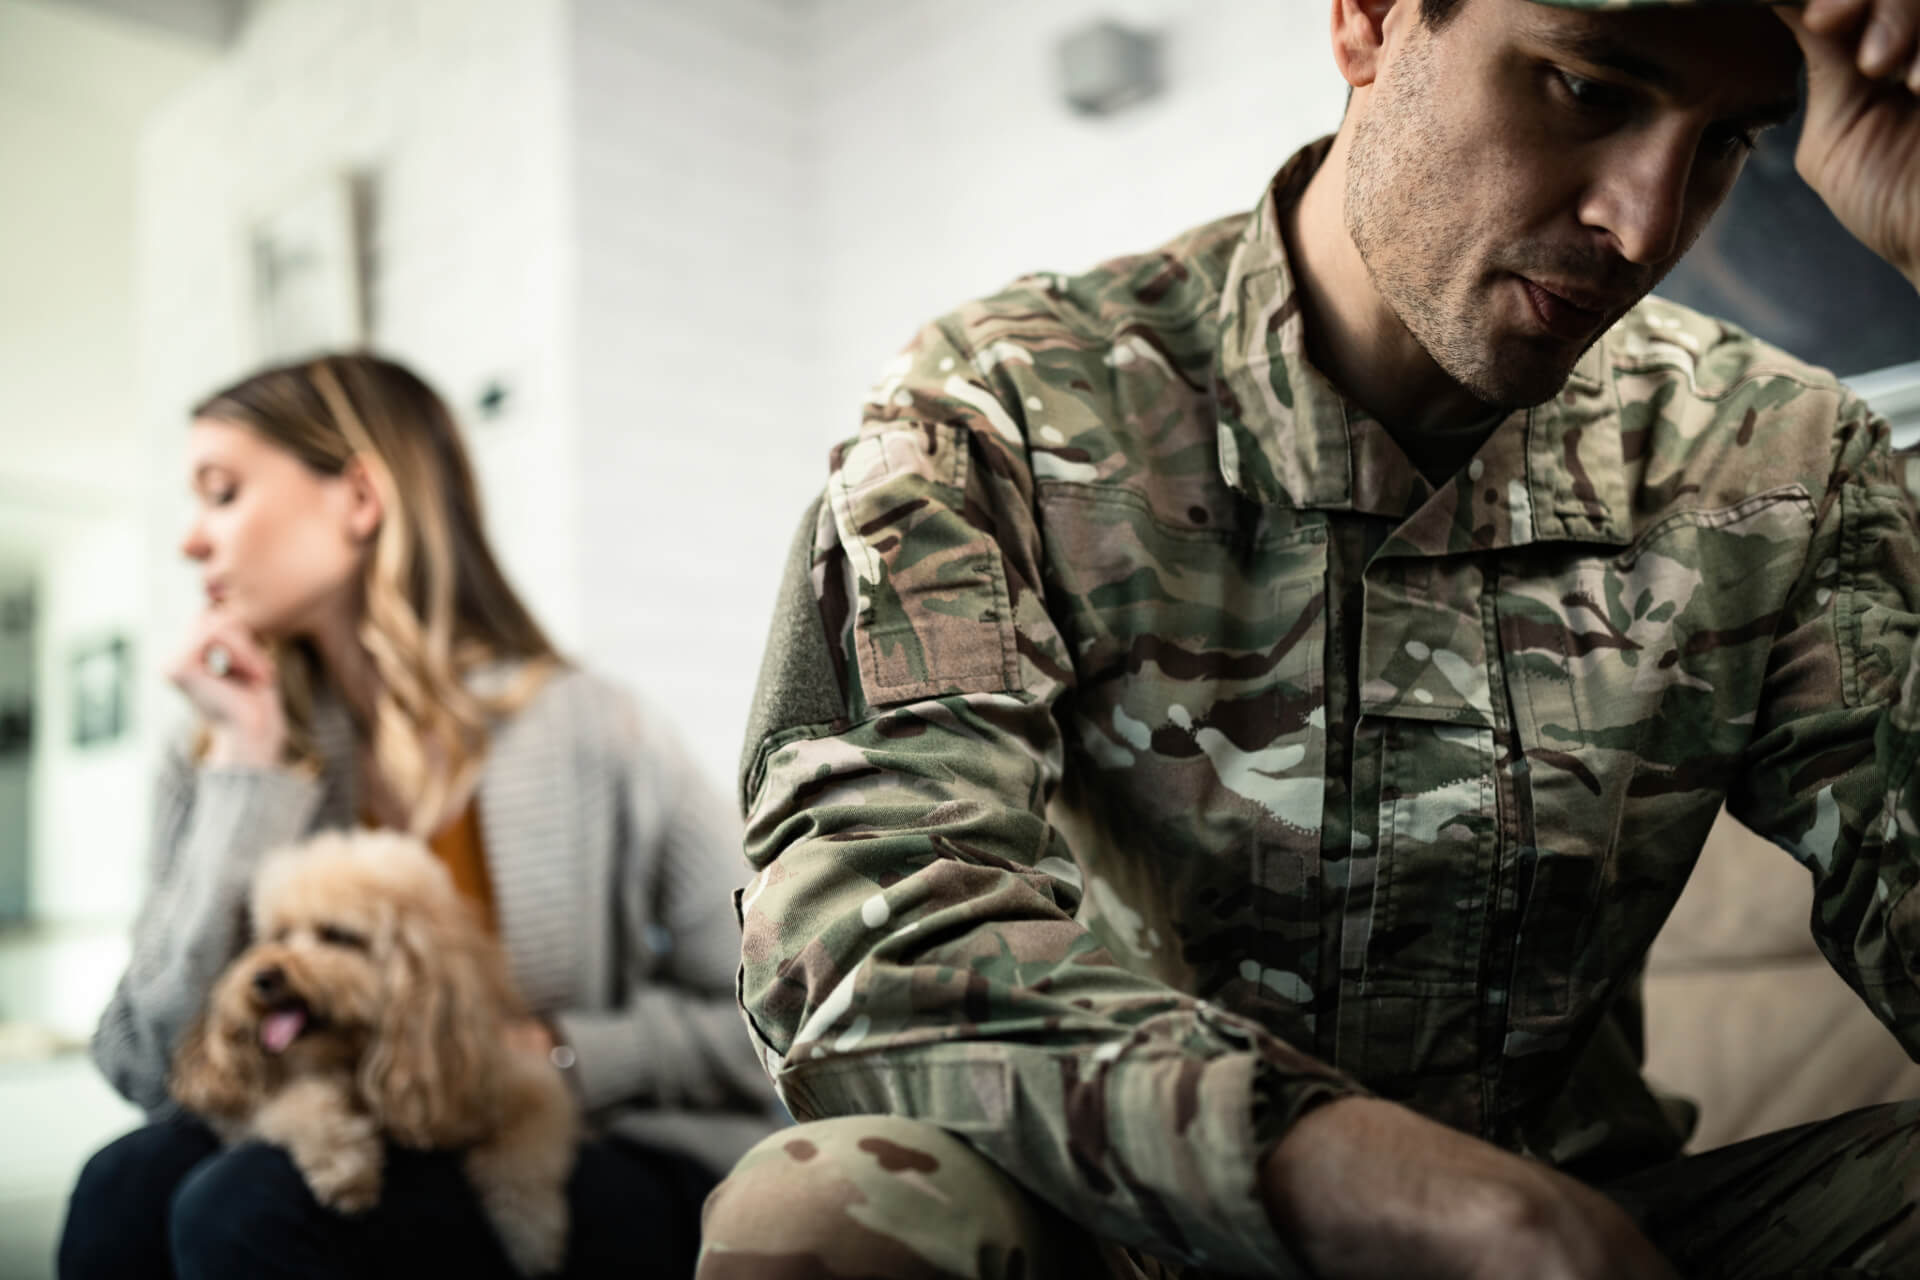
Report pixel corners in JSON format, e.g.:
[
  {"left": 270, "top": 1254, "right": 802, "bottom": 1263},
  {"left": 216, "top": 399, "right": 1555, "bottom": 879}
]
[{"left": 223, "top": 603, "right": 294, "bottom": 642}]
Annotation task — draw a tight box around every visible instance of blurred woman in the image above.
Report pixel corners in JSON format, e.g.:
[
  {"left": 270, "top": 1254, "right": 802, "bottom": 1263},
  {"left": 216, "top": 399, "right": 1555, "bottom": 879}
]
[{"left": 57, "top": 353, "right": 776, "bottom": 1279}]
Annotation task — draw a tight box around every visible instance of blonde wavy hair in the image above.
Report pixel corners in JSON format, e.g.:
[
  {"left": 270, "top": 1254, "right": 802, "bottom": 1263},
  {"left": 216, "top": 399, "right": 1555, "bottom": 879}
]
[{"left": 192, "top": 354, "right": 559, "bottom": 835}]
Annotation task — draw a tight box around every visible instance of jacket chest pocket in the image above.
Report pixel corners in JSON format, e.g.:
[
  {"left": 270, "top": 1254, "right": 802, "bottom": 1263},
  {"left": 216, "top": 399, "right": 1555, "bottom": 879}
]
[
  {"left": 1496, "top": 492, "right": 1812, "bottom": 1024},
  {"left": 1352, "top": 557, "right": 1504, "bottom": 995},
  {"left": 1040, "top": 488, "right": 1329, "bottom": 1005}
]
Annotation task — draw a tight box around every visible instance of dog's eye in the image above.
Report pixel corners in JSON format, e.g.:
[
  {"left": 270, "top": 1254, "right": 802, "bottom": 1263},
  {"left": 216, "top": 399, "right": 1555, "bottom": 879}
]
[{"left": 318, "top": 924, "right": 369, "bottom": 950}]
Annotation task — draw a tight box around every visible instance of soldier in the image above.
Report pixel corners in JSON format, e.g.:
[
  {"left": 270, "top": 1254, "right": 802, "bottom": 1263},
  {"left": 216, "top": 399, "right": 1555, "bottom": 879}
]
[{"left": 706, "top": 0, "right": 1920, "bottom": 1276}]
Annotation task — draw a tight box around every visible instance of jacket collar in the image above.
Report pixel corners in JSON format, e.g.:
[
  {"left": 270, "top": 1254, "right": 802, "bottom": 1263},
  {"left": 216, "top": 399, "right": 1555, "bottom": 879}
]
[{"left": 1210, "top": 139, "right": 1632, "bottom": 551}]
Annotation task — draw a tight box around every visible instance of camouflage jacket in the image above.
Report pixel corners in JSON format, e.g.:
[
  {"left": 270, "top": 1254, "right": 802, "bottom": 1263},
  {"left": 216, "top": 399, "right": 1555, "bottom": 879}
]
[{"left": 735, "top": 140, "right": 1920, "bottom": 1274}]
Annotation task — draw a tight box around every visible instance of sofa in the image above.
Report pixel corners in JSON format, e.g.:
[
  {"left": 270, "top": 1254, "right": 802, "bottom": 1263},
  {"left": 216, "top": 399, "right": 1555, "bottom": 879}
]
[{"left": 1642, "top": 808, "right": 1920, "bottom": 1153}]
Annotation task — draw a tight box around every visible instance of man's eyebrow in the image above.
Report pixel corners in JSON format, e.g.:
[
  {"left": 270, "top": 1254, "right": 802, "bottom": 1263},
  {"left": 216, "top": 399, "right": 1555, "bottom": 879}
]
[
  {"left": 1540, "top": 29, "right": 1681, "bottom": 91},
  {"left": 1538, "top": 27, "right": 1801, "bottom": 127}
]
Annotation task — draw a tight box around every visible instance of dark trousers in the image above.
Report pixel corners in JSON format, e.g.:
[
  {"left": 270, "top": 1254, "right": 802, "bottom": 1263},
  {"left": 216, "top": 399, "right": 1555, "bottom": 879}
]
[{"left": 58, "top": 1114, "right": 716, "bottom": 1279}]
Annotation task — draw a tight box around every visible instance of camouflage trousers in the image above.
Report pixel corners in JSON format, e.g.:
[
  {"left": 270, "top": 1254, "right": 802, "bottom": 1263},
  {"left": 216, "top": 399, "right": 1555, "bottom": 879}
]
[{"left": 694, "top": 1101, "right": 1920, "bottom": 1279}]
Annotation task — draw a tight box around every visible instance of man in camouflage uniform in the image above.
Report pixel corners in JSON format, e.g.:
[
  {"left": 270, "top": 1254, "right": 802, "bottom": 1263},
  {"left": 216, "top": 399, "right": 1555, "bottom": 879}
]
[{"left": 703, "top": 0, "right": 1920, "bottom": 1274}]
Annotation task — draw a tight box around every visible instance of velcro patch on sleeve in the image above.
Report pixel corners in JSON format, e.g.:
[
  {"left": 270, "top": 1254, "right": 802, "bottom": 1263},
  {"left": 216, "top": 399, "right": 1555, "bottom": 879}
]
[{"left": 827, "top": 424, "right": 1018, "bottom": 706}]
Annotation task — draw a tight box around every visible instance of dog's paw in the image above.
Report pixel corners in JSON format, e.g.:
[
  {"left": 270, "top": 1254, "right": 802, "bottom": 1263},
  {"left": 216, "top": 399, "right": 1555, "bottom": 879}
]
[
  {"left": 495, "top": 1215, "right": 567, "bottom": 1278},
  {"left": 301, "top": 1146, "right": 383, "bottom": 1215},
  {"left": 289, "top": 1114, "right": 384, "bottom": 1215},
  {"left": 471, "top": 1175, "right": 567, "bottom": 1276}
]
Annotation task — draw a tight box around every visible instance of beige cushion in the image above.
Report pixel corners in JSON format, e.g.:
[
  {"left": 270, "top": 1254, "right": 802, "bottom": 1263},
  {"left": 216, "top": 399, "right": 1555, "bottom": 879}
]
[{"left": 1642, "top": 809, "right": 1920, "bottom": 1152}]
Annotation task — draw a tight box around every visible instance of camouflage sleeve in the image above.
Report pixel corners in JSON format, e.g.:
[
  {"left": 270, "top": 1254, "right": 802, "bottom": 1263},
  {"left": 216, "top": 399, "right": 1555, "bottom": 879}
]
[
  {"left": 735, "top": 313, "right": 1364, "bottom": 1274},
  {"left": 1727, "top": 401, "right": 1920, "bottom": 1049}
]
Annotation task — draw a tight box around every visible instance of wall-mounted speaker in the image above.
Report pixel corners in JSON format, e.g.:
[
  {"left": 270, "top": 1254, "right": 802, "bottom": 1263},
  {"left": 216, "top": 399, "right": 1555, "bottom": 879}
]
[{"left": 1057, "top": 21, "right": 1162, "bottom": 117}]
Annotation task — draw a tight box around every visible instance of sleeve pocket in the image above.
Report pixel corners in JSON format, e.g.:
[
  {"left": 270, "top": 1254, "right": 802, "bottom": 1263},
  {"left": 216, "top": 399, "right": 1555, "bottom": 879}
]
[
  {"left": 1838, "top": 482, "right": 1920, "bottom": 708},
  {"left": 826, "top": 423, "right": 1018, "bottom": 707}
]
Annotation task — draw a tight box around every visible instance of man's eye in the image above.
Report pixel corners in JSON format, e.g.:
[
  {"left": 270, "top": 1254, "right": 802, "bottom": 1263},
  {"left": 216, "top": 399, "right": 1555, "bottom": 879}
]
[
  {"left": 1555, "top": 70, "right": 1626, "bottom": 114},
  {"left": 318, "top": 924, "right": 369, "bottom": 949}
]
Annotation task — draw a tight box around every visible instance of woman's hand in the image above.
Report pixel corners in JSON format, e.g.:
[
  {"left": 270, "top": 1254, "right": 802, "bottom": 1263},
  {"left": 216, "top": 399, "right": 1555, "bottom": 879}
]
[
  {"left": 165, "top": 610, "right": 287, "bottom": 768},
  {"left": 503, "top": 1018, "right": 556, "bottom": 1060},
  {"left": 1780, "top": 0, "right": 1920, "bottom": 289}
]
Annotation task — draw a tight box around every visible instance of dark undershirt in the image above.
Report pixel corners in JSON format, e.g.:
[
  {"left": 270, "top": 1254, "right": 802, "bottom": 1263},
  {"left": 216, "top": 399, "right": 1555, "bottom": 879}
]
[{"left": 1389, "top": 413, "right": 1503, "bottom": 488}]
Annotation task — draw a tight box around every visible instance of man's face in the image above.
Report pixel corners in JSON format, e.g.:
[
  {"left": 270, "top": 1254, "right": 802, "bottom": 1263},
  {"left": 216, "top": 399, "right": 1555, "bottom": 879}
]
[{"left": 1345, "top": 0, "right": 1802, "bottom": 409}]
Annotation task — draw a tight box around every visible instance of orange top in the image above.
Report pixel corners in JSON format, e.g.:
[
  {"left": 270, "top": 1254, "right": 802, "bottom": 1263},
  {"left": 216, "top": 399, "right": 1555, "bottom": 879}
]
[
  {"left": 364, "top": 800, "right": 498, "bottom": 934},
  {"left": 428, "top": 800, "right": 498, "bottom": 934}
]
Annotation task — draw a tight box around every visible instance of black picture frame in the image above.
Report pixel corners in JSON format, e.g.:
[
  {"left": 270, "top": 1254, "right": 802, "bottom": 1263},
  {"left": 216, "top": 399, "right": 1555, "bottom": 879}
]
[{"left": 70, "top": 634, "right": 130, "bottom": 749}]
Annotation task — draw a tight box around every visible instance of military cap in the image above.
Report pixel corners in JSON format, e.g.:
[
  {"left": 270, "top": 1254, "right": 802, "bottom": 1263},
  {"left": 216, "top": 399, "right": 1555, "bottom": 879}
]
[{"left": 1530, "top": 0, "right": 1796, "bottom": 7}]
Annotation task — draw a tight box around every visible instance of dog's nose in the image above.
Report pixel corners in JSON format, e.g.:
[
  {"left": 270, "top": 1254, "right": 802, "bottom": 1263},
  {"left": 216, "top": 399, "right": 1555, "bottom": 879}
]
[{"left": 252, "top": 965, "right": 287, "bottom": 1000}]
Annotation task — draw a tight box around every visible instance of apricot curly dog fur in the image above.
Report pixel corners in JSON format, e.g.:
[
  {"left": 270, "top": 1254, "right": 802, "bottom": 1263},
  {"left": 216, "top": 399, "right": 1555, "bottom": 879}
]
[{"left": 172, "top": 830, "right": 578, "bottom": 1275}]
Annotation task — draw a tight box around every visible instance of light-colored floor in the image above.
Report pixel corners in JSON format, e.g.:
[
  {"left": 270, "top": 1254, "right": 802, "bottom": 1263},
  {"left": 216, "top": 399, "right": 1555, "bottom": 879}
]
[
  {"left": 0, "top": 924, "right": 142, "bottom": 1280},
  {"left": 0, "top": 1055, "right": 141, "bottom": 1280}
]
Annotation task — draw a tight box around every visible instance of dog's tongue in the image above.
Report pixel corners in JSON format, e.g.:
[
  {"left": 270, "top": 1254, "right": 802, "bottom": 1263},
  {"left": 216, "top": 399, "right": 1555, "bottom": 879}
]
[{"left": 260, "top": 1008, "right": 306, "bottom": 1054}]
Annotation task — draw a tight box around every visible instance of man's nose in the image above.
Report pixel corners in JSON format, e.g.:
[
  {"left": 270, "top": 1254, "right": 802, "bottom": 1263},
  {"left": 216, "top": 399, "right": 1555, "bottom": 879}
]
[{"left": 1582, "top": 134, "right": 1696, "bottom": 268}]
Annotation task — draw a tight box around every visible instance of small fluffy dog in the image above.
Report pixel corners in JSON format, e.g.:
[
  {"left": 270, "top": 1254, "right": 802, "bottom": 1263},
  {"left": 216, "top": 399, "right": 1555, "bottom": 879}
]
[{"left": 172, "top": 830, "right": 578, "bottom": 1275}]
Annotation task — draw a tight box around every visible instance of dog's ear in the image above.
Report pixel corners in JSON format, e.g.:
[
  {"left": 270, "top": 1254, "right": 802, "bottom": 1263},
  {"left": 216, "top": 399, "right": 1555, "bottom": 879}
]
[
  {"left": 170, "top": 1013, "right": 259, "bottom": 1121},
  {"left": 358, "top": 908, "right": 505, "bottom": 1147}
]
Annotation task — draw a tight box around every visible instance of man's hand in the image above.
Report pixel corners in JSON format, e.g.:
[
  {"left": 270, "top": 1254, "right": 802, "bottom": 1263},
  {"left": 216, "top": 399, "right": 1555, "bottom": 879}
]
[
  {"left": 1261, "top": 1097, "right": 1681, "bottom": 1279},
  {"left": 1780, "top": 0, "right": 1920, "bottom": 289}
]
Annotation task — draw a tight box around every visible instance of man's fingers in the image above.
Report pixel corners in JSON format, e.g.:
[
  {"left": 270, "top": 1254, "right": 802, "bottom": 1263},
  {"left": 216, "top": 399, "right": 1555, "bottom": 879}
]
[
  {"left": 1781, "top": 7, "right": 1864, "bottom": 94},
  {"left": 1781, "top": 7, "right": 1849, "bottom": 75},
  {"left": 1776, "top": 0, "right": 1920, "bottom": 284},
  {"left": 1785, "top": 1, "right": 1920, "bottom": 85},
  {"left": 1859, "top": 2, "right": 1920, "bottom": 78},
  {"left": 1803, "top": 0, "right": 1874, "bottom": 37}
]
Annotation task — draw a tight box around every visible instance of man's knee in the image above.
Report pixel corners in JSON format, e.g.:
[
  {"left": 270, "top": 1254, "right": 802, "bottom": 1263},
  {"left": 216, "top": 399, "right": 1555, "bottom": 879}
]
[{"left": 696, "top": 1115, "right": 1062, "bottom": 1280}]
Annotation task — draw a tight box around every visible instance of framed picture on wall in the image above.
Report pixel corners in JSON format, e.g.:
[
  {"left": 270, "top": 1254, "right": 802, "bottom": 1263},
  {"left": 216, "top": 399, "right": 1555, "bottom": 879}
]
[
  {"left": 250, "top": 171, "right": 374, "bottom": 364},
  {"left": 0, "top": 584, "right": 31, "bottom": 759},
  {"left": 1659, "top": 105, "right": 1920, "bottom": 440},
  {"left": 69, "top": 634, "right": 130, "bottom": 749}
]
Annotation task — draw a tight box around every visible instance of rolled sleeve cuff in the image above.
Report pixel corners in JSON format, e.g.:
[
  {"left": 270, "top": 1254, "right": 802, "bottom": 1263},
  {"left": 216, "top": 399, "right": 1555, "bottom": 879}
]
[
  {"left": 777, "top": 1024, "right": 1367, "bottom": 1275},
  {"left": 1111, "top": 1046, "right": 1363, "bottom": 1275},
  {"left": 551, "top": 1009, "right": 653, "bottom": 1114}
]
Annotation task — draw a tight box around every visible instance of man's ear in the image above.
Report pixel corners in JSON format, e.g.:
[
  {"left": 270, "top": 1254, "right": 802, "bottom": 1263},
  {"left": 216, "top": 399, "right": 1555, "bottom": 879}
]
[
  {"left": 1331, "top": 0, "right": 1402, "bottom": 90},
  {"left": 342, "top": 455, "right": 385, "bottom": 543}
]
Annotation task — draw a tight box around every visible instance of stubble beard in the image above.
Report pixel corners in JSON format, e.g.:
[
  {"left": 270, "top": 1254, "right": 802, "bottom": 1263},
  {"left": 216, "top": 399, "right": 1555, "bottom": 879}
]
[{"left": 1343, "top": 39, "right": 1591, "bottom": 412}]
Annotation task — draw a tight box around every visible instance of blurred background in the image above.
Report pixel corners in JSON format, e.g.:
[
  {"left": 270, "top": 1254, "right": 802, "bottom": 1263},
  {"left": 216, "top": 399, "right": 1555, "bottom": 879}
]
[{"left": 0, "top": 0, "right": 1915, "bottom": 1275}]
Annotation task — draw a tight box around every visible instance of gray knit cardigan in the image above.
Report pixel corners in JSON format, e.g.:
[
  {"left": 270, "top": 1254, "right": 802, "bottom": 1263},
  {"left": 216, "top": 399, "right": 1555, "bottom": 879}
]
[{"left": 90, "top": 663, "right": 780, "bottom": 1174}]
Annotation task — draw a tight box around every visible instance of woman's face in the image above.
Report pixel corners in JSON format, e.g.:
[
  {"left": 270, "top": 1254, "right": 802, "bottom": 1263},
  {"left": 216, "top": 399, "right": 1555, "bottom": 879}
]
[{"left": 180, "top": 418, "right": 370, "bottom": 638}]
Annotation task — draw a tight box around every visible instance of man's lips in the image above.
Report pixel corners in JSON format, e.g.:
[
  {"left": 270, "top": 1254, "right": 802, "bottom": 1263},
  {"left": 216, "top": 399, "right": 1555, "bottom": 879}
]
[{"left": 1518, "top": 275, "right": 1612, "bottom": 341}]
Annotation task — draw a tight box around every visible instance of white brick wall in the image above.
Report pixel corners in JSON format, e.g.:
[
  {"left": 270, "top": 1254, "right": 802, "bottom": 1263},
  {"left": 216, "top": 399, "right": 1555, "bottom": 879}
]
[
  {"left": 138, "top": 0, "right": 576, "bottom": 699},
  {"left": 135, "top": 0, "right": 1345, "bottom": 794},
  {"left": 135, "top": 0, "right": 824, "bottom": 792},
  {"left": 567, "top": 0, "right": 815, "bottom": 787},
  {"left": 805, "top": 0, "right": 1347, "bottom": 445}
]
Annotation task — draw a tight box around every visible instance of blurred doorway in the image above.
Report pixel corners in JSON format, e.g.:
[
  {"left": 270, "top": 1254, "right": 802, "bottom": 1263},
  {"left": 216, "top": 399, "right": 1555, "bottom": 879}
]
[{"left": 0, "top": 568, "right": 32, "bottom": 927}]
